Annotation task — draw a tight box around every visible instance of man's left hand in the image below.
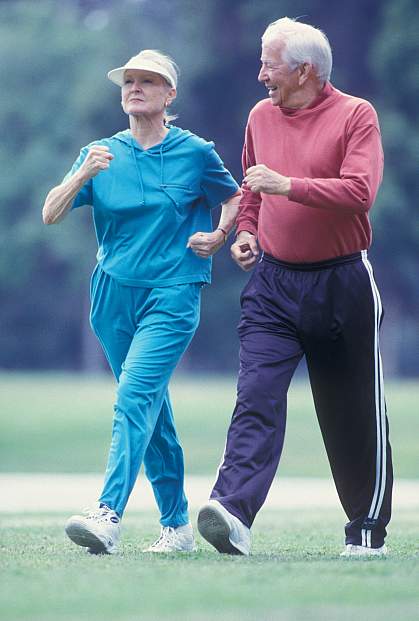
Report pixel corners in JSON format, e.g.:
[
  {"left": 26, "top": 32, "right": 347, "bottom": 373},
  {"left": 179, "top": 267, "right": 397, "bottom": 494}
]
[
  {"left": 187, "top": 229, "right": 225, "bottom": 258},
  {"left": 244, "top": 164, "right": 291, "bottom": 195}
]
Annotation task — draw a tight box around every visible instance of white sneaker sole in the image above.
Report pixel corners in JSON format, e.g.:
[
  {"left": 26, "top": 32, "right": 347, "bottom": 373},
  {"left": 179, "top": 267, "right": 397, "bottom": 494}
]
[
  {"left": 340, "top": 544, "right": 387, "bottom": 557},
  {"left": 65, "top": 519, "right": 116, "bottom": 555},
  {"left": 143, "top": 544, "right": 196, "bottom": 554},
  {"left": 198, "top": 504, "right": 244, "bottom": 555}
]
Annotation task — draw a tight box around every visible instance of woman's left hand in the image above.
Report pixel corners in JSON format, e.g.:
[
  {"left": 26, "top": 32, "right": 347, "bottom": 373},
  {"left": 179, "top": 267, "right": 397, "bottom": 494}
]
[{"left": 187, "top": 229, "right": 225, "bottom": 258}]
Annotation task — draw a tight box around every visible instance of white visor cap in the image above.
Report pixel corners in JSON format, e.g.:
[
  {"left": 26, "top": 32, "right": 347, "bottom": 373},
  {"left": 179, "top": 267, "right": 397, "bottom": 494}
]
[{"left": 107, "top": 52, "right": 177, "bottom": 88}]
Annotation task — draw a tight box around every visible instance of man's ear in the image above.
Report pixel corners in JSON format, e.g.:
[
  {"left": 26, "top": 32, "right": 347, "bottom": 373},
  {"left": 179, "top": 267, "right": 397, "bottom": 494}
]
[{"left": 298, "top": 63, "right": 312, "bottom": 86}]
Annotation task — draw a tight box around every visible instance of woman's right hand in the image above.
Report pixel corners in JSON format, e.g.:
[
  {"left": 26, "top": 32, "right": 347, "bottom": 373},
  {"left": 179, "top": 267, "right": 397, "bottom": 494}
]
[
  {"left": 42, "top": 146, "right": 113, "bottom": 225},
  {"left": 78, "top": 145, "right": 114, "bottom": 181}
]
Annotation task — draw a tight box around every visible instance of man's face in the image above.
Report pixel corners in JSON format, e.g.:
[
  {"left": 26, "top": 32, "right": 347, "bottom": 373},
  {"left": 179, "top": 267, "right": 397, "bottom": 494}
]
[{"left": 258, "top": 39, "right": 300, "bottom": 107}]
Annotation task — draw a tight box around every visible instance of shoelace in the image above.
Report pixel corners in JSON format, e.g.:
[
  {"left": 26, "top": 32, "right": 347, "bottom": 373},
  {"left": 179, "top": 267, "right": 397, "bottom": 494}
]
[
  {"left": 150, "top": 526, "right": 177, "bottom": 548},
  {"left": 82, "top": 505, "right": 118, "bottom": 523}
]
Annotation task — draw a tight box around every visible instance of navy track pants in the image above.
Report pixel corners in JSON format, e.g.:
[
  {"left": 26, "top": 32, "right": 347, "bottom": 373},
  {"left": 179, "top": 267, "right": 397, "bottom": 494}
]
[{"left": 211, "top": 251, "right": 393, "bottom": 548}]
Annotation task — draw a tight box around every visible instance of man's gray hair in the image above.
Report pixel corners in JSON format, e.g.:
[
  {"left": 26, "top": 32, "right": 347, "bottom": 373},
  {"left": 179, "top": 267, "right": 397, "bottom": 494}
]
[{"left": 262, "top": 17, "right": 332, "bottom": 83}]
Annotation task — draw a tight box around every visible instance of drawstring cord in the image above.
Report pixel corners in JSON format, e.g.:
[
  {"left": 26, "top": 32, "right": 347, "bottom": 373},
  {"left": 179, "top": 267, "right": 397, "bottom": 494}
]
[
  {"left": 160, "top": 144, "right": 164, "bottom": 185},
  {"left": 130, "top": 132, "right": 177, "bottom": 209},
  {"left": 158, "top": 143, "right": 178, "bottom": 208},
  {"left": 130, "top": 140, "right": 145, "bottom": 205}
]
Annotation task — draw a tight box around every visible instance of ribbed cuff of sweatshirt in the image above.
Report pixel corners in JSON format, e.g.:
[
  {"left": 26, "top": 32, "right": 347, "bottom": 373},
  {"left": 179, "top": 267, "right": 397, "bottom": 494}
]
[
  {"left": 236, "top": 221, "right": 258, "bottom": 237},
  {"left": 288, "top": 177, "right": 309, "bottom": 204}
]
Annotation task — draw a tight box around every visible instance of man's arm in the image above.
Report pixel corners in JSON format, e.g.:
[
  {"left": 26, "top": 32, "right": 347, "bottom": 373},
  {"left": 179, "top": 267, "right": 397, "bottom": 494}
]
[
  {"left": 230, "top": 122, "right": 261, "bottom": 271},
  {"left": 243, "top": 104, "right": 384, "bottom": 215},
  {"left": 235, "top": 122, "right": 262, "bottom": 237},
  {"left": 288, "top": 123, "right": 383, "bottom": 213}
]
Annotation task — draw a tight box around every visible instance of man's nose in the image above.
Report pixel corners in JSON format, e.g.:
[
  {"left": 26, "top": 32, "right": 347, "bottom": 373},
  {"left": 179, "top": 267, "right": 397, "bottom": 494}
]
[{"left": 258, "top": 67, "right": 267, "bottom": 82}]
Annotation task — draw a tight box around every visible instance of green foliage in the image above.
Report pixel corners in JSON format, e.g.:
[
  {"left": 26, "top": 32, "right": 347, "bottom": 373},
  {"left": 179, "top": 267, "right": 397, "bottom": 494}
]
[
  {"left": 0, "top": 0, "right": 418, "bottom": 372},
  {"left": 0, "top": 0, "right": 213, "bottom": 369},
  {"left": 369, "top": 0, "right": 419, "bottom": 310},
  {"left": 1, "top": 3, "right": 100, "bottom": 280}
]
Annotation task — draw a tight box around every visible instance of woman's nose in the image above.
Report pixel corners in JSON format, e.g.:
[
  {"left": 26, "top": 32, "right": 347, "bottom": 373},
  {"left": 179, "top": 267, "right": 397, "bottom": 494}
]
[{"left": 130, "top": 80, "right": 142, "bottom": 91}]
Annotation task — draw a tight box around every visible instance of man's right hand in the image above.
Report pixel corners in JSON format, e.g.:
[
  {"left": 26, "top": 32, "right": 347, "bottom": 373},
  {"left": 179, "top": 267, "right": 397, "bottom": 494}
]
[
  {"left": 231, "top": 231, "right": 259, "bottom": 271},
  {"left": 78, "top": 145, "right": 114, "bottom": 182}
]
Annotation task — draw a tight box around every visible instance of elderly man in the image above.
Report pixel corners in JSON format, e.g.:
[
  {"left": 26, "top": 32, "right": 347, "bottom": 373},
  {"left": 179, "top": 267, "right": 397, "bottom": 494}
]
[{"left": 198, "top": 17, "right": 392, "bottom": 557}]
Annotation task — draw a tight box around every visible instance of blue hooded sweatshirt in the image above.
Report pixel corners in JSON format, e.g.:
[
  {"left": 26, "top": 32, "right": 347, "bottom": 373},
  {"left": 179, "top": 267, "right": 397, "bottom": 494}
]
[{"left": 66, "top": 125, "right": 239, "bottom": 287}]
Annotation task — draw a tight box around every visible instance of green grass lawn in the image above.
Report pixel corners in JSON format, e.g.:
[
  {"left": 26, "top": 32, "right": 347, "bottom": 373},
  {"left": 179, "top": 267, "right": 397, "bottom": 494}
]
[
  {"left": 1, "top": 509, "right": 418, "bottom": 621},
  {"left": 0, "top": 373, "right": 418, "bottom": 478},
  {"left": 1, "top": 374, "right": 418, "bottom": 620}
]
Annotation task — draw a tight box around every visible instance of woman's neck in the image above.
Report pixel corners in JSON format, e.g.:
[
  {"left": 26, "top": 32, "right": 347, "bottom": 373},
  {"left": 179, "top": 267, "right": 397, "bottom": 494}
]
[{"left": 129, "top": 114, "right": 169, "bottom": 150}]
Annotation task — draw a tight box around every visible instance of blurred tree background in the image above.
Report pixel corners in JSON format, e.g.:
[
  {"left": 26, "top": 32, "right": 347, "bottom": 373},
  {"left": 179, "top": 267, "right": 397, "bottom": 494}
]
[{"left": 0, "top": 0, "right": 418, "bottom": 375}]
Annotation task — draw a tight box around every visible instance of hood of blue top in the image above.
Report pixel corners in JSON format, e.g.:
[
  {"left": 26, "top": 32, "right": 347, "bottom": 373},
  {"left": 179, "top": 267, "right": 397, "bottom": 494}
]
[
  {"left": 103, "top": 125, "right": 207, "bottom": 207},
  {"left": 111, "top": 125, "right": 194, "bottom": 153}
]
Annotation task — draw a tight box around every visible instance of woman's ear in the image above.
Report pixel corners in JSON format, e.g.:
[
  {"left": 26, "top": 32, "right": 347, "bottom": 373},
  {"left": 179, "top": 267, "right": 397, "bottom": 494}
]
[{"left": 166, "top": 87, "right": 177, "bottom": 106}]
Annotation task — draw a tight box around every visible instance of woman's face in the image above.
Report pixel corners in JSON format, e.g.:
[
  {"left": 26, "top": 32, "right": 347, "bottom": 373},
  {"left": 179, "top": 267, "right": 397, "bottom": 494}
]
[{"left": 121, "top": 69, "right": 176, "bottom": 118}]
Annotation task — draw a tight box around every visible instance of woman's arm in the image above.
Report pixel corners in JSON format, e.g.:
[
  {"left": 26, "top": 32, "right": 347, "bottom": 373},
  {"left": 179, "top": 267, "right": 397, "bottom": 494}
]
[
  {"left": 42, "top": 170, "right": 90, "bottom": 225},
  {"left": 187, "top": 190, "right": 241, "bottom": 258},
  {"left": 42, "top": 145, "right": 113, "bottom": 225}
]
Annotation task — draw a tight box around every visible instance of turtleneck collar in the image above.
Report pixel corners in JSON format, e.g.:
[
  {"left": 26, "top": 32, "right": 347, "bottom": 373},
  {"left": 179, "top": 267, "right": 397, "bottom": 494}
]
[{"left": 279, "top": 82, "right": 333, "bottom": 116}]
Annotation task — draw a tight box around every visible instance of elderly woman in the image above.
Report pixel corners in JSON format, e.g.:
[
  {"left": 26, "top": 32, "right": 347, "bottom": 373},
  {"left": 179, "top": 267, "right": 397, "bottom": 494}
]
[{"left": 42, "top": 50, "right": 240, "bottom": 554}]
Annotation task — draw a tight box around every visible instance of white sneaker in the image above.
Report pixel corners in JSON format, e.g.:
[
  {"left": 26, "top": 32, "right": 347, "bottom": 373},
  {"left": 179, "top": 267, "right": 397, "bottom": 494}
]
[
  {"left": 65, "top": 505, "right": 121, "bottom": 555},
  {"left": 340, "top": 543, "right": 388, "bottom": 557},
  {"left": 143, "top": 523, "right": 195, "bottom": 553},
  {"left": 197, "top": 500, "right": 251, "bottom": 556}
]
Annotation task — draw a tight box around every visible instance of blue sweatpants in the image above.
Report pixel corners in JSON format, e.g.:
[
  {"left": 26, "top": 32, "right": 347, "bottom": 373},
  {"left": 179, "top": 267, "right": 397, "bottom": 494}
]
[{"left": 89, "top": 265, "right": 201, "bottom": 523}]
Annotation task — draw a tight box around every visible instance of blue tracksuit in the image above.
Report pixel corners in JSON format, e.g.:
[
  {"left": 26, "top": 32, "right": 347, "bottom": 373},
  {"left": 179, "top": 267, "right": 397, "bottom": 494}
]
[{"left": 67, "top": 126, "right": 239, "bottom": 521}]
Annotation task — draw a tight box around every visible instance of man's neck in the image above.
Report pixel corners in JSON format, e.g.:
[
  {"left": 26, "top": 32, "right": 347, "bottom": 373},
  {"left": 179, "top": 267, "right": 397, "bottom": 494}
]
[{"left": 282, "top": 80, "right": 325, "bottom": 110}]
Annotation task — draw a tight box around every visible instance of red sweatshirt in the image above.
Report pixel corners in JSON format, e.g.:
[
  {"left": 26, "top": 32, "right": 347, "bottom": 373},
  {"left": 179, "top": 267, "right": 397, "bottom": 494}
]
[{"left": 237, "top": 82, "right": 384, "bottom": 262}]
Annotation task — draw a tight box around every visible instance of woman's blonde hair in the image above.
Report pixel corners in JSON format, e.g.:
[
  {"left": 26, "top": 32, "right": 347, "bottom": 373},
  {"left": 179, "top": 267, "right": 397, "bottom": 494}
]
[{"left": 138, "top": 50, "right": 179, "bottom": 122}]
